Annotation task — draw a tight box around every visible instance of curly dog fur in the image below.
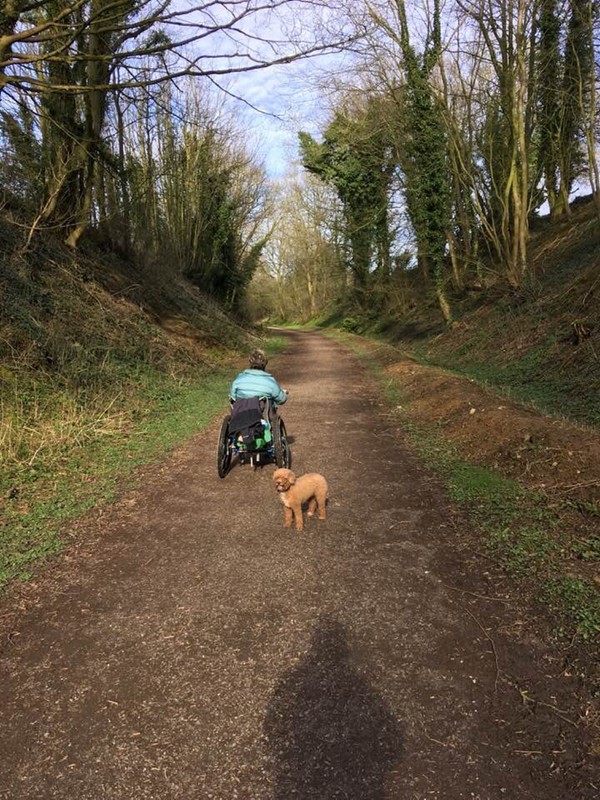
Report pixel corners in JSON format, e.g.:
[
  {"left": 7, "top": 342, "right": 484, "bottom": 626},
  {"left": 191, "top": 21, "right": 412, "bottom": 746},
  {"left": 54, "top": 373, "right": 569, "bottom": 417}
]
[{"left": 272, "top": 468, "right": 328, "bottom": 531}]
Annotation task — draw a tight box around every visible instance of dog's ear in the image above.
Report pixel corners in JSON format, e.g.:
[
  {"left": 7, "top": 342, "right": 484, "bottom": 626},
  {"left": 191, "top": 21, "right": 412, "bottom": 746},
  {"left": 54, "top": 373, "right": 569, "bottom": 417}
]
[{"left": 288, "top": 471, "right": 296, "bottom": 484}]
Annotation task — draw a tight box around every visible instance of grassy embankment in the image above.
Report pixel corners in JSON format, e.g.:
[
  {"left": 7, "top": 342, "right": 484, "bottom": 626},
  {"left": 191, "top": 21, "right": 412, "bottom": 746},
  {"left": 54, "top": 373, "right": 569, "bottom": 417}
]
[
  {"left": 0, "top": 226, "right": 283, "bottom": 592},
  {"left": 1, "top": 370, "right": 231, "bottom": 589},
  {"left": 348, "top": 332, "right": 599, "bottom": 643},
  {"left": 319, "top": 202, "right": 600, "bottom": 651},
  {"left": 329, "top": 199, "right": 600, "bottom": 429}
]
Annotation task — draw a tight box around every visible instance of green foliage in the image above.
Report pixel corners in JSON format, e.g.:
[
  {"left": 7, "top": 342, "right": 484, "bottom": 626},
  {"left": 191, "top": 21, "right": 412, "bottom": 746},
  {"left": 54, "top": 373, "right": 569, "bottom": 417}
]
[
  {"left": 571, "top": 535, "right": 600, "bottom": 561},
  {"left": 299, "top": 98, "right": 394, "bottom": 302},
  {"left": 341, "top": 317, "right": 361, "bottom": 333},
  {"left": 263, "top": 335, "right": 289, "bottom": 356},
  {"left": 536, "top": 0, "right": 565, "bottom": 215},
  {"left": 385, "top": 0, "right": 452, "bottom": 320},
  {"left": 560, "top": 0, "right": 594, "bottom": 187},
  {"left": 486, "top": 524, "right": 561, "bottom": 578},
  {"left": 567, "top": 498, "right": 600, "bottom": 519},
  {"left": 400, "top": 78, "right": 451, "bottom": 270},
  {"left": 546, "top": 577, "right": 600, "bottom": 640}
]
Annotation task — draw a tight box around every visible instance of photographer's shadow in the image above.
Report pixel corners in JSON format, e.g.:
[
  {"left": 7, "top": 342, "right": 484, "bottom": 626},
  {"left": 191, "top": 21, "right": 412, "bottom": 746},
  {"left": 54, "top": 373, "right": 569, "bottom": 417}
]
[{"left": 263, "top": 616, "right": 403, "bottom": 799}]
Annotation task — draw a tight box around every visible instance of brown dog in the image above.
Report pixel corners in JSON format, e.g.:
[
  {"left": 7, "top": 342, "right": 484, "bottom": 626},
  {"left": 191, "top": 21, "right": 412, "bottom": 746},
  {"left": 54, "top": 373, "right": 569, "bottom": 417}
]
[{"left": 272, "top": 468, "right": 328, "bottom": 531}]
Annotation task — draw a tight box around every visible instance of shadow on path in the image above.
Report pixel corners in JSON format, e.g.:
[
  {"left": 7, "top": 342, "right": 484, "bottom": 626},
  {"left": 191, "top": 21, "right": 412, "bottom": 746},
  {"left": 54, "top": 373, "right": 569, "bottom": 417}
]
[{"left": 263, "top": 616, "right": 403, "bottom": 799}]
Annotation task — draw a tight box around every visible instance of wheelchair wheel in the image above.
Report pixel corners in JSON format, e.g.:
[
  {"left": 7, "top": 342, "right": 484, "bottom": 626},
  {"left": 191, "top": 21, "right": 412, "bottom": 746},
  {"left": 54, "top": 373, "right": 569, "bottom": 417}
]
[
  {"left": 217, "top": 415, "right": 232, "bottom": 478},
  {"left": 273, "top": 417, "right": 291, "bottom": 468}
]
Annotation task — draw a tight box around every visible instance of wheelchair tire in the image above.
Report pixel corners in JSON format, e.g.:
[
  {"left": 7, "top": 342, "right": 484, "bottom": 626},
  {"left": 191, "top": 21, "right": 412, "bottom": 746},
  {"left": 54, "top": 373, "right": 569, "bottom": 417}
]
[
  {"left": 273, "top": 417, "right": 291, "bottom": 468},
  {"left": 217, "top": 415, "right": 232, "bottom": 478}
]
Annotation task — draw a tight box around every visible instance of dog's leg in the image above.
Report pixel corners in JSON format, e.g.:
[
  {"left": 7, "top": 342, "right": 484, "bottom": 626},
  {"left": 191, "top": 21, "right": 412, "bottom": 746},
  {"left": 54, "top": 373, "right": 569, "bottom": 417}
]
[
  {"left": 315, "top": 489, "right": 327, "bottom": 520},
  {"left": 283, "top": 507, "right": 293, "bottom": 528},
  {"left": 291, "top": 502, "right": 304, "bottom": 531},
  {"left": 307, "top": 497, "right": 317, "bottom": 517}
]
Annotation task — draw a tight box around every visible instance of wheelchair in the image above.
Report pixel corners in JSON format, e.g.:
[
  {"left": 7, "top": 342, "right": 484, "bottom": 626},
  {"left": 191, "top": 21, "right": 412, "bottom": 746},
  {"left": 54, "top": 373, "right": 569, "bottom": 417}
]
[{"left": 216, "top": 396, "right": 291, "bottom": 478}]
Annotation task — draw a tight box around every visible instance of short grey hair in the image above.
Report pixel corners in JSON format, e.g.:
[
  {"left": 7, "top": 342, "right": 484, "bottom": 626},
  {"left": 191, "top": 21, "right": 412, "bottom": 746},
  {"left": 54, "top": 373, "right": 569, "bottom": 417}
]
[{"left": 248, "top": 349, "right": 268, "bottom": 369}]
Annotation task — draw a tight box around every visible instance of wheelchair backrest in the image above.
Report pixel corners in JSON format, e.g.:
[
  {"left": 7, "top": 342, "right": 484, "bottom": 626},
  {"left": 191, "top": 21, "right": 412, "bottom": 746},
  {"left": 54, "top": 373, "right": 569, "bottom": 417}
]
[{"left": 230, "top": 397, "right": 271, "bottom": 448}]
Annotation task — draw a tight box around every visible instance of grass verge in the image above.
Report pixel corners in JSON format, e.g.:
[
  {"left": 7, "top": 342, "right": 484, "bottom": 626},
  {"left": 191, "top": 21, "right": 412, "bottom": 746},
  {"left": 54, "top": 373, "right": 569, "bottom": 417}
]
[{"left": 0, "top": 368, "right": 235, "bottom": 592}]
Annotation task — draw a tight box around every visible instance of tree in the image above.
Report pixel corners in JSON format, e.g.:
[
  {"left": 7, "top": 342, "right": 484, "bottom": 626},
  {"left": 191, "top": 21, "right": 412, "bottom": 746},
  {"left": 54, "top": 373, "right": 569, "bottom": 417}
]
[
  {"left": 536, "top": 0, "right": 597, "bottom": 220},
  {"left": 560, "top": 0, "right": 599, "bottom": 217},
  {"left": 121, "top": 81, "right": 270, "bottom": 309},
  {"left": 1, "top": 1, "right": 352, "bottom": 246},
  {"left": 1, "top": 1, "right": 350, "bottom": 96},
  {"left": 299, "top": 94, "right": 394, "bottom": 306},
  {"left": 366, "top": 0, "right": 453, "bottom": 321},
  {"left": 537, "top": 0, "right": 565, "bottom": 218},
  {"left": 454, "top": 0, "right": 537, "bottom": 290}
]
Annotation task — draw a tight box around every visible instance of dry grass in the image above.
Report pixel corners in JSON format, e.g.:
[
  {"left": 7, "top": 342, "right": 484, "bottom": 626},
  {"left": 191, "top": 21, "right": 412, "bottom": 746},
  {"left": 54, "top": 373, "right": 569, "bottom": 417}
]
[{"left": 1, "top": 387, "right": 127, "bottom": 471}]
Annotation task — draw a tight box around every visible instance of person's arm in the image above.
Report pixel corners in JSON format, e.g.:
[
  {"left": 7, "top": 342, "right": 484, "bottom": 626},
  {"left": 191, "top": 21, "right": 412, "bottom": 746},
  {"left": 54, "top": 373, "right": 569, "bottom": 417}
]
[{"left": 270, "top": 378, "right": 288, "bottom": 405}]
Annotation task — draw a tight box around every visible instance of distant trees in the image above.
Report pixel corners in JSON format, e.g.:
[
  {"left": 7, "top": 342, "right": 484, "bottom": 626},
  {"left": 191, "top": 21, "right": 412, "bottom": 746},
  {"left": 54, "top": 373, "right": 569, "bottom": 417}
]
[{"left": 248, "top": 174, "right": 345, "bottom": 321}]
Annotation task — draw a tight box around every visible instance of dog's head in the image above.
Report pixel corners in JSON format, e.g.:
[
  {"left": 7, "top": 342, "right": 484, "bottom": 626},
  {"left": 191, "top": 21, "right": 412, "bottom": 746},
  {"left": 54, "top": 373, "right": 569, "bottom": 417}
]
[{"left": 273, "top": 468, "right": 296, "bottom": 493}]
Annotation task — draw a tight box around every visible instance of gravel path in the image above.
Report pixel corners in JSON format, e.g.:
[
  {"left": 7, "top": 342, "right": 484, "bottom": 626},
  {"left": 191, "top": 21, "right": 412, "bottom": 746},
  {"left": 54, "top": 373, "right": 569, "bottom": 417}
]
[{"left": 0, "top": 329, "right": 596, "bottom": 799}]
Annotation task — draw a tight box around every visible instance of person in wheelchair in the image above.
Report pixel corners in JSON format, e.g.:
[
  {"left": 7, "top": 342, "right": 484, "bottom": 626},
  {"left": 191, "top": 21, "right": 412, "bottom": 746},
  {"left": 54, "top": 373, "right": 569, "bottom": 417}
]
[
  {"left": 229, "top": 349, "right": 288, "bottom": 420},
  {"left": 217, "top": 349, "right": 291, "bottom": 476},
  {"left": 228, "top": 349, "right": 288, "bottom": 448}
]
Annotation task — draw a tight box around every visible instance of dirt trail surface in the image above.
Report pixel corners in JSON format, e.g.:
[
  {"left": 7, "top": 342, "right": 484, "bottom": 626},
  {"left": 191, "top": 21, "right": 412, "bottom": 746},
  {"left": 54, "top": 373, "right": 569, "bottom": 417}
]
[{"left": 1, "top": 330, "right": 598, "bottom": 799}]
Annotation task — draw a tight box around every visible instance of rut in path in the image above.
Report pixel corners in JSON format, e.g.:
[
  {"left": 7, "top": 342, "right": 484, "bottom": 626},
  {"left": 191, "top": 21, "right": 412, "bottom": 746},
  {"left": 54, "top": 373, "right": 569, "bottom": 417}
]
[{"left": 0, "top": 329, "right": 596, "bottom": 799}]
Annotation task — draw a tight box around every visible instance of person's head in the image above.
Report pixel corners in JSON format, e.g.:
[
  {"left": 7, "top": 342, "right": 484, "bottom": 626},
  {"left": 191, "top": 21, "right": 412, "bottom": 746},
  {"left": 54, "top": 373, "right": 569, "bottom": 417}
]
[{"left": 248, "top": 348, "right": 268, "bottom": 370}]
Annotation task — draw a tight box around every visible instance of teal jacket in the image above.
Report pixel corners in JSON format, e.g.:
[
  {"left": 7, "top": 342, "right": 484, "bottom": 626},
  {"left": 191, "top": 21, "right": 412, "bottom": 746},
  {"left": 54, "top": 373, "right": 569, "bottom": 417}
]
[{"left": 229, "top": 368, "right": 288, "bottom": 405}]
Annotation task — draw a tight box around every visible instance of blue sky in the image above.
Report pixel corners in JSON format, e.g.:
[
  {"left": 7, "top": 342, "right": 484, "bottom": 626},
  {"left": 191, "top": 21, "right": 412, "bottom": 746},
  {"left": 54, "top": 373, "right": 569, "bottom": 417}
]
[
  {"left": 182, "top": 0, "right": 351, "bottom": 180},
  {"left": 217, "top": 57, "right": 333, "bottom": 179}
]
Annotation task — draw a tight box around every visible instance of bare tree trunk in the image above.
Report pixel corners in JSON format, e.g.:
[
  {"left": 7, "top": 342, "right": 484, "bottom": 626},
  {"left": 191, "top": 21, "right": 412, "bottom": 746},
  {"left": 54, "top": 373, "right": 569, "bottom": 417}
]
[
  {"left": 580, "top": 0, "right": 600, "bottom": 220},
  {"left": 460, "top": 0, "right": 534, "bottom": 289}
]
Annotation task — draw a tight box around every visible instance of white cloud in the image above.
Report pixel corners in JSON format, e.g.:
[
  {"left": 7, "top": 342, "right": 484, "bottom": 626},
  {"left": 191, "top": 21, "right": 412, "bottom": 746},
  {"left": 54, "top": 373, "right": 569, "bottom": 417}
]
[
  {"left": 217, "top": 52, "right": 348, "bottom": 178},
  {"left": 169, "top": 1, "right": 353, "bottom": 178}
]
